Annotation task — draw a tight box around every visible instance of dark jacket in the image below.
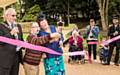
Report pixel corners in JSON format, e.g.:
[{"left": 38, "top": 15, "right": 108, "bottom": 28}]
[
  {"left": 0, "top": 22, "right": 23, "bottom": 68},
  {"left": 108, "top": 24, "right": 120, "bottom": 47}
]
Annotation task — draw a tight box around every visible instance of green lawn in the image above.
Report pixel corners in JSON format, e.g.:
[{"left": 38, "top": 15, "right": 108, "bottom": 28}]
[{"left": 23, "top": 33, "right": 28, "bottom": 41}]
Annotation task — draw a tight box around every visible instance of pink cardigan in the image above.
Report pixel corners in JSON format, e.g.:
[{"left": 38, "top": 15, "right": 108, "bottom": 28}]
[{"left": 69, "top": 36, "right": 83, "bottom": 50}]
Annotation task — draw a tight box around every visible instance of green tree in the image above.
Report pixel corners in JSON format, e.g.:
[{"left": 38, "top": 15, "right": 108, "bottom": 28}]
[
  {"left": 21, "top": 0, "right": 97, "bottom": 22},
  {"left": 109, "top": 0, "right": 120, "bottom": 18},
  {"left": 22, "top": 4, "right": 40, "bottom": 22}
]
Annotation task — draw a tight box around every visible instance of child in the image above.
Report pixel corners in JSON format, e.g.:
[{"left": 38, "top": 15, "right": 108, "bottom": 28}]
[
  {"left": 99, "top": 37, "right": 109, "bottom": 64},
  {"left": 57, "top": 21, "right": 64, "bottom": 48}
]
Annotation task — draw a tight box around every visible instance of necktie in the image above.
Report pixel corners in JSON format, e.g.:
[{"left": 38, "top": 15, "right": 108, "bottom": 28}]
[{"left": 12, "top": 24, "right": 21, "bottom": 51}]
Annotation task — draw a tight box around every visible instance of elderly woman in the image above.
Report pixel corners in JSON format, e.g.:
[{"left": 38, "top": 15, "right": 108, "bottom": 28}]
[
  {"left": 68, "top": 29, "right": 83, "bottom": 64},
  {"left": 23, "top": 22, "right": 61, "bottom": 75}
]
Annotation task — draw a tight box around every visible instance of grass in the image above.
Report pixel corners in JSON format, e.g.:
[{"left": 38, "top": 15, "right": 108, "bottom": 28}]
[{"left": 23, "top": 33, "right": 28, "bottom": 41}]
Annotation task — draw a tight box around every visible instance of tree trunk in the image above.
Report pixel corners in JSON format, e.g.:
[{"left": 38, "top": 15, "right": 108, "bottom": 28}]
[
  {"left": 105, "top": 0, "right": 109, "bottom": 27},
  {"left": 97, "top": 0, "right": 108, "bottom": 31},
  {"left": 100, "top": 11, "right": 108, "bottom": 30},
  {"left": 67, "top": 0, "right": 70, "bottom": 25}
]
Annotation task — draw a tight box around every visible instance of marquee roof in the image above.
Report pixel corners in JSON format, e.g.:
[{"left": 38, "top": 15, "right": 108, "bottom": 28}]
[{"left": 0, "top": 0, "right": 17, "bottom": 8}]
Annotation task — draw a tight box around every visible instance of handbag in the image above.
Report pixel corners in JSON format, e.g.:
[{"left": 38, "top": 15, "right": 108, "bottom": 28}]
[{"left": 69, "top": 45, "right": 79, "bottom": 52}]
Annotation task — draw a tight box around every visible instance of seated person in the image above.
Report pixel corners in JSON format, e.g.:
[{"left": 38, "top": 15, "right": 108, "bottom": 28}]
[{"left": 68, "top": 29, "right": 84, "bottom": 64}]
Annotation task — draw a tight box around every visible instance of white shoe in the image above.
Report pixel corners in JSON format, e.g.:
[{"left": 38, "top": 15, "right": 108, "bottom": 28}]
[{"left": 94, "top": 60, "right": 97, "bottom": 62}]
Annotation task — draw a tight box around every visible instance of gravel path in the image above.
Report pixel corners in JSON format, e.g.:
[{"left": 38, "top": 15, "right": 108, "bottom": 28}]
[
  {"left": 19, "top": 57, "right": 120, "bottom": 75},
  {"left": 19, "top": 28, "right": 120, "bottom": 75}
]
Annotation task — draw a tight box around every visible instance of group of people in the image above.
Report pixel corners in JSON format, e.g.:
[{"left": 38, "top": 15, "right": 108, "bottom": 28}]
[
  {"left": 84, "top": 16, "right": 120, "bottom": 66},
  {"left": 0, "top": 8, "right": 65, "bottom": 75},
  {"left": 0, "top": 7, "right": 120, "bottom": 75},
  {"left": 66, "top": 16, "right": 120, "bottom": 66},
  {"left": 64, "top": 18, "right": 99, "bottom": 64}
]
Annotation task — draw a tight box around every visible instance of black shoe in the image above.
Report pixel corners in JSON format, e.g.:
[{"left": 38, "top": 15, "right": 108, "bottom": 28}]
[
  {"left": 114, "top": 63, "right": 119, "bottom": 66},
  {"left": 103, "top": 63, "right": 110, "bottom": 65}
]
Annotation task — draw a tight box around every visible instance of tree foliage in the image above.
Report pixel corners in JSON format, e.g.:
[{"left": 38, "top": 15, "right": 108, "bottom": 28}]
[
  {"left": 109, "top": 0, "right": 120, "bottom": 19},
  {"left": 22, "top": 4, "right": 40, "bottom": 22},
  {"left": 17, "top": 0, "right": 120, "bottom": 29},
  {"left": 21, "top": 0, "right": 99, "bottom": 23}
]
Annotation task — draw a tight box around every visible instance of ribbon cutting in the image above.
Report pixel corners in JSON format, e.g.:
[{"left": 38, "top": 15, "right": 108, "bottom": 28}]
[
  {"left": 1, "top": 35, "right": 120, "bottom": 56},
  {"left": 64, "top": 51, "right": 86, "bottom": 56},
  {"left": 0, "top": 36, "right": 61, "bottom": 55},
  {"left": 101, "top": 35, "right": 120, "bottom": 46},
  {"left": 0, "top": 36, "right": 86, "bottom": 56}
]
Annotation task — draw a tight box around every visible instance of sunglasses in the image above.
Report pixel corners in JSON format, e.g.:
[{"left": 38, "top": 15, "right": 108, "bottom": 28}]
[{"left": 11, "top": 15, "right": 17, "bottom": 17}]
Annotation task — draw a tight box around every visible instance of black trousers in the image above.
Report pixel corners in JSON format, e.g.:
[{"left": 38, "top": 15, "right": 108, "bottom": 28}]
[
  {"left": 69, "top": 45, "right": 82, "bottom": 61},
  {"left": 88, "top": 44, "right": 97, "bottom": 60},
  {"left": 0, "top": 53, "right": 20, "bottom": 75},
  {"left": 70, "top": 55, "right": 81, "bottom": 61},
  {"left": 0, "top": 67, "right": 9, "bottom": 75},
  {"left": 107, "top": 45, "right": 120, "bottom": 64}
]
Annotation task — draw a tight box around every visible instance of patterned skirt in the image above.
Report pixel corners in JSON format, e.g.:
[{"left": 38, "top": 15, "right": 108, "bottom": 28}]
[{"left": 44, "top": 56, "right": 65, "bottom": 75}]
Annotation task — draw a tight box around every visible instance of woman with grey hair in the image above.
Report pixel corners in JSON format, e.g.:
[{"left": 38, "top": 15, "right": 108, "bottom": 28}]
[{"left": 23, "top": 22, "right": 61, "bottom": 75}]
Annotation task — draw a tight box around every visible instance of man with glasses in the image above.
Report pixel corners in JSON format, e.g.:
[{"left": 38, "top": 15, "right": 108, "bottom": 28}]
[{"left": 0, "top": 8, "right": 23, "bottom": 75}]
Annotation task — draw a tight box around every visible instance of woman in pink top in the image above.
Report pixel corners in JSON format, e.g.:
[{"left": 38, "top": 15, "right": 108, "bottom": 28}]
[{"left": 68, "top": 30, "right": 84, "bottom": 63}]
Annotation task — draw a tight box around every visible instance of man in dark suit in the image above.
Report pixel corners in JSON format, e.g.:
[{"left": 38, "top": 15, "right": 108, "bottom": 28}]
[
  {"left": 0, "top": 8, "right": 23, "bottom": 75},
  {"left": 106, "top": 16, "right": 120, "bottom": 66}
]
